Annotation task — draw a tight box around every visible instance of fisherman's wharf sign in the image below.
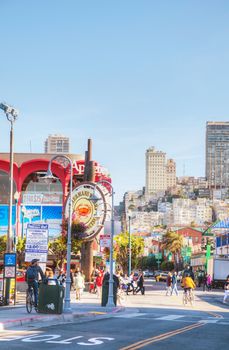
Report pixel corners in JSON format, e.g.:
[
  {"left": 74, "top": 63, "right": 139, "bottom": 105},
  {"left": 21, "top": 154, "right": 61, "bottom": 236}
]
[{"left": 65, "top": 182, "right": 107, "bottom": 241}]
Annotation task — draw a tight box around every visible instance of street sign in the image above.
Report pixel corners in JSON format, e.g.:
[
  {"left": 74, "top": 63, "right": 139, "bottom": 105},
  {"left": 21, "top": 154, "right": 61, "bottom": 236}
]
[
  {"left": 3, "top": 253, "right": 16, "bottom": 279},
  {"left": 25, "top": 223, "right": 49, "bottom": 262},
  {"left": 100, "top": 234, "right": 111, "bottom": 248},
  {"left": 3, "top": 252, "right": 17, "bottom": 306},
  {"left": 186, "top": 247, "right": 192, "bottom": 257},
  {"left": 4, "top": 253, "right": 16, "bottom": 266}
]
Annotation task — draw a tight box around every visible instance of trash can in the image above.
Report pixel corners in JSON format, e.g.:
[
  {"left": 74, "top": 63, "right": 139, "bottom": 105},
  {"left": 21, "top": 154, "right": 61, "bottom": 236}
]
[
  {"left": 37, "top": 278, "right": 64, "bottom": 314},
  {"left": 101, "top": 273, "right": 118, "bottom": 307}
]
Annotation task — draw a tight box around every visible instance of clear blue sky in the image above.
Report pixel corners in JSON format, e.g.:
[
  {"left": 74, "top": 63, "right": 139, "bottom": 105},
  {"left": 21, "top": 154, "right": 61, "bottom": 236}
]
[{"left": 0, "top": 0, "right": 229, "bottom": 203}]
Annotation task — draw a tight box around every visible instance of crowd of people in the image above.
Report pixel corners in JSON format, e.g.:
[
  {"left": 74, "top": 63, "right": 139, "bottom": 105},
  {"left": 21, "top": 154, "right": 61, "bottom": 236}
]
[{"left": 25, "top": 260, "right": 229, "bottom": 306}]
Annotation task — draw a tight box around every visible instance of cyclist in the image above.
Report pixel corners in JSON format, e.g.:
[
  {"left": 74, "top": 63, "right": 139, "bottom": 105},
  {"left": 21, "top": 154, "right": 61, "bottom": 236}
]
[
  {"left": 25, "top": 259, "right": 45, "bottom": 307},
  {"left": 182, "top": 273, "right": 196, "bottom": 301}
]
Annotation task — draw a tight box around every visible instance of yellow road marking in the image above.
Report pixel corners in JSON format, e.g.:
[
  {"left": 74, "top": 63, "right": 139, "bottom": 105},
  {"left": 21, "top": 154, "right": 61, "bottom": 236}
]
[
  {"left": 119, "top": 322, "right": 205, "bottom": 350},
  {"left": 203, "top": 311, "right": 223, "bottom": 319}
]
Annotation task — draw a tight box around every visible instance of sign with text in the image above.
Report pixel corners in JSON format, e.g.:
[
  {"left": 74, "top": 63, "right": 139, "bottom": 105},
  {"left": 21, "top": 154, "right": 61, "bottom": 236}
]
[
  {"left": 4, "top": 253, "right": 16, "bottom": 266},
  {"left": 3, "top": 253, "right": 17, "bottom": 279},
  {"left": 100, "top": 234, "right": 111, "bottom": 248},
  {"left": 25, "top": 223, "right": 49, "bottom": 263}
]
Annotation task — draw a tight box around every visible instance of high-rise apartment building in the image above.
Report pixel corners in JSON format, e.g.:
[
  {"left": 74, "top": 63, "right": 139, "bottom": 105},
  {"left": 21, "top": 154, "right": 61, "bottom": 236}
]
[
  {"left": 145, "top": 147, "right": 166, "bottom": 195},
  {"left": 145, "top": 147, "right": 176, "bottom": 196},
  {"left": 44, "top": 134, "right": 70, "bottom": 154},
  {"left": 206, "top": 122, "right": 229, "bottom": 188}
]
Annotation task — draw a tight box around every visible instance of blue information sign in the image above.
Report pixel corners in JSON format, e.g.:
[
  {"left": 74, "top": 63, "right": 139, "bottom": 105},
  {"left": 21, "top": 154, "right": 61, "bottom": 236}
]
[{"left": 4, "top": 253, "right": 16, "bottom": 266}]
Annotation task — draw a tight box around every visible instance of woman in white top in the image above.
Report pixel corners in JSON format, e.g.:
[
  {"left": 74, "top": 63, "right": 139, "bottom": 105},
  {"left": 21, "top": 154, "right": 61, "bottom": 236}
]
[{"left": 74, "top": 272, "right": 85, "bottom": 300}]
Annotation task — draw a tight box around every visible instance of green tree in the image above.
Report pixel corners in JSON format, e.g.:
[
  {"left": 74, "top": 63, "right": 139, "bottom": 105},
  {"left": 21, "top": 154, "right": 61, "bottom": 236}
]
[
  {"left": 49, "top": 236, "right": 67, "bottom": 269},
  {"left": 136, "top": 255, "right": 157, "bottom": 270},
  {"left": 49, "top": 235, "right": 82, "bottom": 270},
  {"left": 0, "top": 235, "right": 7, "bottom": 255},
  {"left": 161, "top": 261, "right": 174, "bottom": 271},
  {"left": 114, "top": 232, "right": 144, "bottom": 273},
  {"left": 16, "top": 237, "right": 26, "bottom": 268},
  {"left": 161, "top": 231, "right": 183, "bottom": 269}
]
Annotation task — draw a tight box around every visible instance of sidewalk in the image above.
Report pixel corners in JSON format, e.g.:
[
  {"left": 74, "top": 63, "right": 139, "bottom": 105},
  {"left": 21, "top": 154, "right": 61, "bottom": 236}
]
[
  {"left": 0, "top": 291, "right": 123, "bottom": 331},
  {"left": 124, "top": 288, "right": 229, "bottom": 313}
]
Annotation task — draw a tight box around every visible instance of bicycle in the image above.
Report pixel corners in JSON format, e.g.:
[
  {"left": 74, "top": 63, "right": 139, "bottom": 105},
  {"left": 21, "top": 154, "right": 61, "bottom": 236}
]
[
  {"left": 126, "top": 282, "right": 138, "bottom": 295},
  {"left": 183, "top": 288, "right": 195, "bottom": 306},
  {"left": 26, "top": 285, "right": 38, "bottom": 313}
]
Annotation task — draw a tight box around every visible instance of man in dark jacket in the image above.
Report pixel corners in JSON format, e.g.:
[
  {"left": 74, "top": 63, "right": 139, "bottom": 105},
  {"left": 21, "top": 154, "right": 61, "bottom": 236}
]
[
  {"left": 135, "top": 271, "right": 145, "bottom": 295},
  {"left": 26, "top": 259, "right": 45, "bottom": 307}
]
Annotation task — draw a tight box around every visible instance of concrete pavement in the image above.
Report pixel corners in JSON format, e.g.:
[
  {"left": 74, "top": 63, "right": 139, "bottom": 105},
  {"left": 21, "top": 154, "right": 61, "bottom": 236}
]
[
  {"left": 0, "top": 280, "right": 228, "bottom": 331},
  {"left": 0, "top": 291, "right": 123, "bottom": 331}
]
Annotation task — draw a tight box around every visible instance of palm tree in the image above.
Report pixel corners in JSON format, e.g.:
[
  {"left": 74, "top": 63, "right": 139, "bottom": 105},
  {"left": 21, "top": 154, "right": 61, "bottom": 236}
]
[{"left": 161, "top": 231, "right": 183, "bottom": 269}]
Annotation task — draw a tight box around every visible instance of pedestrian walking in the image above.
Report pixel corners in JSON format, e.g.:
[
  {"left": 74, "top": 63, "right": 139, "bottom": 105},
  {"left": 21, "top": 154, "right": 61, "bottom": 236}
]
[
  {"left": 203, "top": 273, "right": 207, "bottom": 291},
  {"left": 74, "top": 271, "right": 85, "bottom": 300},
  {"left": 223, "top": 275, "right": 229, "bottom": 304},
  {"left": 171, "top": 271, "right": 179, "bottom": 296},
  {"left": 197, "top": 269, "right": 203, "bottom": 287},
  {"left": 126, "top": 272, "right": 135, "bottom": 295},
  {"left": 135, "top": 271, "right": 145, "bottom": 295},
  {"left": 166, "top": 272, "right": 172, "bottom": 296},
  {"left": 95, "top": 269, "right": 104, "bottom": 298},
  {"left": 70, "top": 269, "right": 74, "bottom": 291},
  {"left": 57, "top": 269, "right": 66, "bottom": 288},
  {"left": 206, "top": 274, "right": 212, "bottom": 291}
]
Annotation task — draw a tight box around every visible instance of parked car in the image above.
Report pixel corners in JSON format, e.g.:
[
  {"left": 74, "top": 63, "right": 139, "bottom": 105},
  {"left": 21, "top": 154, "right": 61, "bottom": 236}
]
[
  {"left": 155, "top": 272, "right": 168, "bottom": 282},
  {"left": 143, "top": 270, "right": 154, "bottom": 278}
]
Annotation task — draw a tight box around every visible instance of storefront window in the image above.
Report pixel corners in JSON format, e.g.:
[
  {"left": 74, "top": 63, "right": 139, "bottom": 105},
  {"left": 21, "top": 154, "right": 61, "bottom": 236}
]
[{"left": 21, "top": 171, "right": 63, "bottom": 205}]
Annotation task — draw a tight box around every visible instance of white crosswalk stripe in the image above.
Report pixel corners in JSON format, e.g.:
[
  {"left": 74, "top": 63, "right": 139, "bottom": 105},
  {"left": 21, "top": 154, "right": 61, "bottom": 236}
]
[
  {"left": 155, "top": 315, "right": 184, "bottom": 321},
  {"left": 114, "top": 313, "right": 147, "bottom": 318},
  {"left": 114, "top": 313, "right": 228, "bottom": 325}
]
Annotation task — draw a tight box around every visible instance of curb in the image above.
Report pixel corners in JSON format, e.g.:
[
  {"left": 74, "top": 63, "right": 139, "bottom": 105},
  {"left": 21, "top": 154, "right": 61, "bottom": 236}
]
[{"left": 0, "top": 306, "right": 125, "bottom": 331}]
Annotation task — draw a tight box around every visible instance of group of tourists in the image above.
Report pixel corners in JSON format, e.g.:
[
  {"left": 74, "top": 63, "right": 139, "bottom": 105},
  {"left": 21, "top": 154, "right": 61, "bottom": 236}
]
[
  {"left": 165, "top": 271, "right": 179, "bottom": 296},
  {"left": 90, "top": 267, "right": 104, "bottom": 297},
  {"left": 196, "top": 269, "right": 213, "bottom": 291},
  {"left": 119, "top": 270, "right": 145, "bottom": 295},
  {"left": 25, "top": 259, "right": 229, "bottom": 307}
]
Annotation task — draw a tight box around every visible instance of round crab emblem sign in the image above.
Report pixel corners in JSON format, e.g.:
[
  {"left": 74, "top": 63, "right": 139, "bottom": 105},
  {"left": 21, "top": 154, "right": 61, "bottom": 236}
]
[{"left": 65, "top": 182, "right": 107, "bottom": 241}]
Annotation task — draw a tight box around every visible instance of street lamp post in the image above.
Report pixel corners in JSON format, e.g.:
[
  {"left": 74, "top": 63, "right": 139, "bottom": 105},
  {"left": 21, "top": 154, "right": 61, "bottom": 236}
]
[
  {"left": 0, "top": 103, "right": 18, "bottom": 253},
  {"left": 13, "top": 191, "right": 20, "bottom": 251},
  {"left": 94, "top": 180, "right": 115, "bottom": 307},
  {"left": 128, "top": 215, "right": 131, "bottom": 277},
  {"left": 44, "top": 155, "right": 73, "bottom": 313}
]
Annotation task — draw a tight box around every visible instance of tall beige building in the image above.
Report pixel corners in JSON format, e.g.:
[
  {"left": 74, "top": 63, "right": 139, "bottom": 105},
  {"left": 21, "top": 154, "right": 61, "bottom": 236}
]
[
  {"left": 166, "top": 159, "right": 176, "bottom": 189},
  {"left": 44, "top": 134, "right": 70, "bottom": 154},
  {"left": 145, "top": 147, "right": 166, "bottom": 195},
  {"left": 145, "top": 147, "right": 176, "bottom": 196}
]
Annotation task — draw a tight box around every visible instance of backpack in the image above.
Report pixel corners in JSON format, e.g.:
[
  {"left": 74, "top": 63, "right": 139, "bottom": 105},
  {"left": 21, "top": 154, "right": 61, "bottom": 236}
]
[{"left": 26, "top": 266, "right": 37, "bottom": 281}]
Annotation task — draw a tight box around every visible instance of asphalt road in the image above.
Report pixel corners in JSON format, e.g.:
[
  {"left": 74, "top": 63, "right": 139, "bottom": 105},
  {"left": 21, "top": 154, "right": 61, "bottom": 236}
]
[
  {"left": 0, "top": 306, "right": 228, "bottom": 349},
  {"left": 0, "top": 280, "right": 228, "bottom": 349}
]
